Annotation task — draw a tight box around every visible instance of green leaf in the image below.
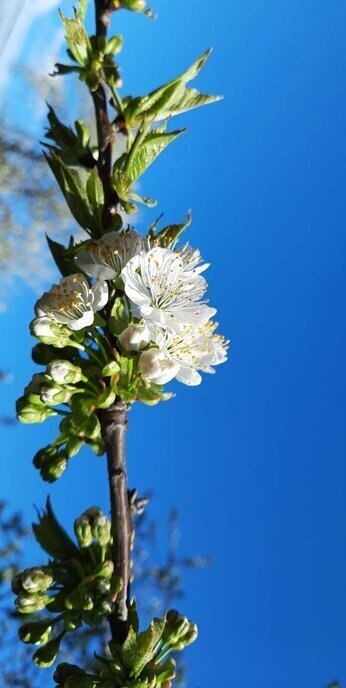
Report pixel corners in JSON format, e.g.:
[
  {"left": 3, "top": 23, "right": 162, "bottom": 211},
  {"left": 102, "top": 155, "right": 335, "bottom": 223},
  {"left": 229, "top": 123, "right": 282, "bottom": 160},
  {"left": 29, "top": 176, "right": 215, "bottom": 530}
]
[
  {"left": 46, "top": 235, "right": 76, "bottom": 277},
  {"left": 60, "top": 11, "right": 91, "bottom": 67},
  {"left": 123, "top": 50, "right": 221, "bottom": 127},
  {"left": 33, "top": 498, "right": 80, "bottom": 561},
  {"left": 109, "top": 298, "right": 129, "bottom": 335},
  {"left": 125, "top": 126, "right": 185, "bottom": 184},
  {"left": 86, "top": 167, "right": 104, "bottom": 230},
  {"left": 45, "top": 152, "right": 95, "bottom": 233},
  {"left": 150, "top": 210, "right": 192, "bottom": 248},
  {"left": 124, "top": 617, "right": 166, "bottom": 678},
  {"left": 77, "top": 0, "right": 87, "bottom": 21}
]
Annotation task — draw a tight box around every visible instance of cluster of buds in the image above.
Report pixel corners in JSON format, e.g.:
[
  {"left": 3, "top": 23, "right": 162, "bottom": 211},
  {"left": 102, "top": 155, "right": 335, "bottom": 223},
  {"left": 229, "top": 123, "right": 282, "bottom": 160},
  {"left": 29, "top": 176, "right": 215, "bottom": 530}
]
[
  {"left": 17, "top": 359, "right": 85, "bottom": 426},
  {"left": 14, "top": 505, "right": 121, "bottom": 667},
  {"left": 12, "top": 568, "right": 53, "bottom": 614},
  {"left": 54, "top": 607, "right": 197, "bottom": 688}
]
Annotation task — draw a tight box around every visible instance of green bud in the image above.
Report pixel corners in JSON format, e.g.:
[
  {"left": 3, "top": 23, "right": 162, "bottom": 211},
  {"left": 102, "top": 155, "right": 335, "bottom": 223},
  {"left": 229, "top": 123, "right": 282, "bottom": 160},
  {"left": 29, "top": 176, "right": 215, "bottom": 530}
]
[
  {"left": 93, "top": 560, "right": 114, "bottom": 579},
  {"left": 105, "top": 34, "right": 123, "bottom": 56},
  {"left": 54, "top": 662, "right": 95, "bottom": 687},
  {"left": 91, "top": 513, "right": 112, "bottom": 546},
  {"left": 19, "top": 619, "right": 52, "bottom": 645},
  {"left": 40, "top": 454, "right": 68, "bottom": 482},
  {"left": 66, "top": 437, "right": 84, "bottom": 458},
  {"left": 33, "top": 445, "right": 57, "bottom": 469},
  {"left": 98, "top": 596, "right": 115, "bottom": 615},
  {"left": 15, "top": 592, "right": 50, "bottom": 614},
  {"left": 16, "top": 396, "right": 57, "bottom": 424},
  {"left": 33, "top": 632, "right": 64, "bottom": 668},
  {"left": 63, "top": 612, "right": 83, "bottom": 632},
  {"left": 74, "top": 515, "right": 93, "bottom": 548},
  {"left": 113, "top": 0, "right": 147, "bottom": 11},
  {"left": 155, "top": 658, "right": 176, "bottom": 682}
]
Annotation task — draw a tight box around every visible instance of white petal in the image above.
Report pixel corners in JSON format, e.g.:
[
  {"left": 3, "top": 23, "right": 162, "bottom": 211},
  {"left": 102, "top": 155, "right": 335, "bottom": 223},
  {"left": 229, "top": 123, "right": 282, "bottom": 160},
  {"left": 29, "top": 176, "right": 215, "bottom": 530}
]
[
  {"left": 68, "top": 310, "right": 95, "bottom": 331},
  {"left": 92, "top": 281, "right": 109, "bottom": 312},
  {"left": 175, "top": 367, "right": 202, "bottom": 386},
  {"left": 75, "top": 252, "right": 116, "bottom": 280}
]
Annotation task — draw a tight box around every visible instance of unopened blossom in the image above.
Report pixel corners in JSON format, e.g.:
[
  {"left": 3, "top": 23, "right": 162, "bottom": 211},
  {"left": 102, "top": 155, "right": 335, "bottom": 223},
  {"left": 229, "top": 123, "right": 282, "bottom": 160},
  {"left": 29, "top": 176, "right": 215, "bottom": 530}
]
[
  {"left": 75, "top": 229, "right": 143, "bottom": 280},
  {"left": 118, "top": 324, "right": 151, "bottom": 352},
  {"left": 139, "top": 348, "right": 180, "bottom": 385},
  {"left": 121, "top": 247, "right": 216, "bottom": 332},
  {"left": 46, "top": 360, "right": 83, "bottom": 385},
  {"left": 35, "top": 274, "right": 108, "bottom": 331},
  {"left": 150, "top": 321, "right": 229, "bottom": 386}
]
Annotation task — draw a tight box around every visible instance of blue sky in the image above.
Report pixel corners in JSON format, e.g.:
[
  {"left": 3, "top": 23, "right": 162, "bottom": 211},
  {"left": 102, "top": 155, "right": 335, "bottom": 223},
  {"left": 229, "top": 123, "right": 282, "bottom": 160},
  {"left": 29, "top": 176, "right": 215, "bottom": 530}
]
[{"left": 1, "top": 1, "right": 346, "bottom": 687}]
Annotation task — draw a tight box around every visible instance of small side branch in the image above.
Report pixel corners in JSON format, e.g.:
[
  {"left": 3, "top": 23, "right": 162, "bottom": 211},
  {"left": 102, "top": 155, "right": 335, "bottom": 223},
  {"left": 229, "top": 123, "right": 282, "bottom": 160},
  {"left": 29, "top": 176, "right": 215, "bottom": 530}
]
[{"left": 100, "top": 399, "right": 132, "bottom": 643}]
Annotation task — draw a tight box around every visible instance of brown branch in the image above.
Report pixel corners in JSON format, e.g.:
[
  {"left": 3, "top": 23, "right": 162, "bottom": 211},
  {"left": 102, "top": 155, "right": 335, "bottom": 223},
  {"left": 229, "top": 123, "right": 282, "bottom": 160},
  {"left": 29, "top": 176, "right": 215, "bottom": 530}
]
[
  {"left": 93, "top": 0, "right": 118, "bottom": 230},
  {"left": 100, "top": 400, "right": 132, "bottom": 643},
  {"left": 93, "top": 0, "right": 131, "bottom": 645}
]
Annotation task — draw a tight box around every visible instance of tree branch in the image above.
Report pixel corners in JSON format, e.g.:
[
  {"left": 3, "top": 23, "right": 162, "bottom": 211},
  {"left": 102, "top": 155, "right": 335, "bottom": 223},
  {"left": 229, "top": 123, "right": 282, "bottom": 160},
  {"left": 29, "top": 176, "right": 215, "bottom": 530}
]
[
  {"left": 100, "top": 399, "right": 132, "bottom": 643},
  {"left": 93, "top": 0, "right": 118, "bottom": 229}
]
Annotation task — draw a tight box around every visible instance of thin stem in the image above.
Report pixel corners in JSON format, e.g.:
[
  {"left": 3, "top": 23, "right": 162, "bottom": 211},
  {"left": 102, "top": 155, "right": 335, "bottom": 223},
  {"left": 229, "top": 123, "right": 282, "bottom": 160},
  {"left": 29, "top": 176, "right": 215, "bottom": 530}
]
[{"left": 99, "top": 399, "right": 132, "bottom": 643}]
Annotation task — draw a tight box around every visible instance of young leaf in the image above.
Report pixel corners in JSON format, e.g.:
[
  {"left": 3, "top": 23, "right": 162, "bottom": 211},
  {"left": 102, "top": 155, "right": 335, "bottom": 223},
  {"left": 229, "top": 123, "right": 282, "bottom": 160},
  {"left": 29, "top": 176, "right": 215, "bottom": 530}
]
[
  {"left": 33, "top": 498, "right": 80, "bottom": 561},
  {"left": 123, "top": 50, "right": 221, "bottom": 126},
  {"left": 86, "top": 167, "right": 104, "bottom": 230},
  {"left": 124, "top": 617, "right": 166, "bottom": 678},
  {"left": 45, "top": 152, "right": 95, "bottom": 233},
  {"left": 125, "top": 127, "right": 186, "bottom": 184},
  {"left": 150, "top": 210, "right": 192, "bottom": 247},
  {"left": 59, "top": 11, "right": 91, "bottom": 67}
]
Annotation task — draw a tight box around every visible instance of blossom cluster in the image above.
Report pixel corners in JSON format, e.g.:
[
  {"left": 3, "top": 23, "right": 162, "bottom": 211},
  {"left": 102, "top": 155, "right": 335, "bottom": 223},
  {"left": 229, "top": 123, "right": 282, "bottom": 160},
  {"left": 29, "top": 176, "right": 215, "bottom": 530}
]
[{"left": 31, "top": 228, "right": 228, "bottom": 388}]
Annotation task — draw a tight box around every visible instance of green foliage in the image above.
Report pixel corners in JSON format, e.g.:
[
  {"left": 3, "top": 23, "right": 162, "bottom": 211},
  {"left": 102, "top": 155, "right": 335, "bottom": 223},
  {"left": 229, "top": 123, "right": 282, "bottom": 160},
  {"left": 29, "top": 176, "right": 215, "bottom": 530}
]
[
  {"left": 53, "top": 607, "right": 197, "bottom": 686},
  {"left": 14, "top": 500, "right": 121, "bottom": 666},
  {"left": 121, "top": 50, "right": 221, "bottom": 128}
]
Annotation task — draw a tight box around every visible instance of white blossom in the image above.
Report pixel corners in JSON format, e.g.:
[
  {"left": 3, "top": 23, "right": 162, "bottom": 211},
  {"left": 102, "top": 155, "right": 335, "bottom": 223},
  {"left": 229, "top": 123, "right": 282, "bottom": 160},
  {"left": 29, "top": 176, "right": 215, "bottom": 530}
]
[
  {"left": 178, "top": 243, "right": 209, "bottom": 274},
  {"left": 118, "top": 324, "right": 151, "bottom": 352},
  {"left": 75, "top": 229, "right": 143, "bottom": 280},
  {"left": 138, "top": 348, "right": 180, "bottom": 385},
  {"left": 149, "top": 321, "right": 229, "bottom": 386},
  {"left": 121, "top": 247, "right": 216, "bottom": 332},
  {"left": 35, "top": 274, "right": 108, "bottom": 331}
]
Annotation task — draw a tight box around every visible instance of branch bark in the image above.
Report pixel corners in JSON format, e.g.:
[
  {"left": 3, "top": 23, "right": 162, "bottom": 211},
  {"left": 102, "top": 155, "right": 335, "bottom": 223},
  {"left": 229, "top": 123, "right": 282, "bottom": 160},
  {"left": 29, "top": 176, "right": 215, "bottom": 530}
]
[
  {"left": 100, "top": 400, "right": 132, "bottom": 643},
  {"left": 93, "top": 0, "right": 131, "bottom": 644},
  {"left": 93, "top": 0, "right": 118, "bottom": 229}
]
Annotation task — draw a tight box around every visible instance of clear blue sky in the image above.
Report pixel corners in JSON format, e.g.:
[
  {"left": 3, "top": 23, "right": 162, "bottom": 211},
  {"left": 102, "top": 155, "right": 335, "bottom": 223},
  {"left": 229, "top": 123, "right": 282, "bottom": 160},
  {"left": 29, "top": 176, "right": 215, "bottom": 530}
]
[{"left": 1, "top": 1, "right": 346, "bottom": 687}]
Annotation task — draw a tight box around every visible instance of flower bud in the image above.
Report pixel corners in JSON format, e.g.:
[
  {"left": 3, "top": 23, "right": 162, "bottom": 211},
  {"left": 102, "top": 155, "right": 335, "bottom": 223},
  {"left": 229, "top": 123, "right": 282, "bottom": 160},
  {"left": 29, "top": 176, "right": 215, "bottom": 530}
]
[
  {"left": 19, "top": 619, "right": 52, "bottom": 645},
  {"left": 40, "top": 454, "right": 68, "bottom": 483},
  {"left": 33, "top": 445, "right": 57, "bottom": 469},
  {"left": 20, "top": 567, "right": 53, "bottom": 593},
  {"left": 40, "top": 383, "right": 74, "bottom": 405},
  {"left": 118, "top": 324, "right": 151, "bottom": 352},
  {"left": 15, "top": 592, "right": 50, "bottom": 614},
  {"left": 33, "top": 632, "right": 64, "bottom": 668},
  {"left": 54, "top": 665, "right": 96, "bottom": 688},
  {"left": 16, "top": 396, "right": 57, "bottom": 424},
  {"left": 93, "top": 560, "right": 114, "bottom": 579},
  {"left": 74, "top": 515, "right": 93, "bottom": 548},
  {"left": 24, "top": 373, "right": 46, "bottom": 396},
  {"left": 116, "top": 0, "right": 147, "bottom": 11},
  {"left": 91, "top": 513, "right": 112, "bottom": 546},
  {"left": 47, "top": 360, "right": 83, "bottom": 385},
  {"left": 139, "top": 349, "right": 179, "bottom": 385},
  {"left": 30, "top": 317, "right": 71, "bottom": 348}
]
